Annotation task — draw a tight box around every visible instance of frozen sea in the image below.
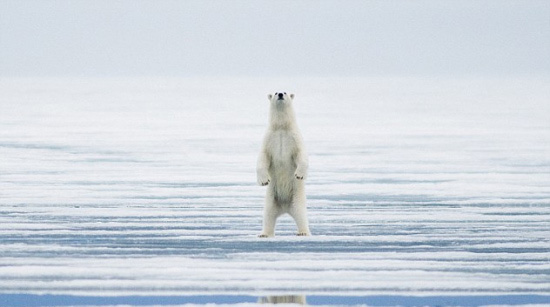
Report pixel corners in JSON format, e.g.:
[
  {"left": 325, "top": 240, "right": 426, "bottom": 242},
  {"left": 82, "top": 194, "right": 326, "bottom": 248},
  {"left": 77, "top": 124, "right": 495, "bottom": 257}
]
[{"left": 0, "top": 77, "right": 549, "bottom": 307}]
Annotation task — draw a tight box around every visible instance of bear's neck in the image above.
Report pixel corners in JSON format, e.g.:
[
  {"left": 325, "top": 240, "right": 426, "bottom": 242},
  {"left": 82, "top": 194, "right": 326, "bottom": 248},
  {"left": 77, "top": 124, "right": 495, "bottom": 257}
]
[{"left": 269, "top": 104, "right": 297, "bottom": 130}]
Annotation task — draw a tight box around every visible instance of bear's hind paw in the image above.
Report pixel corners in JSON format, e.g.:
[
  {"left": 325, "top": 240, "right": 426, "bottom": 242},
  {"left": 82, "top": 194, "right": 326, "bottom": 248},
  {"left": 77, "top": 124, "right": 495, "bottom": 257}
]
[{"left": 296, "top": 232, "right": 310, "bottom": 236}]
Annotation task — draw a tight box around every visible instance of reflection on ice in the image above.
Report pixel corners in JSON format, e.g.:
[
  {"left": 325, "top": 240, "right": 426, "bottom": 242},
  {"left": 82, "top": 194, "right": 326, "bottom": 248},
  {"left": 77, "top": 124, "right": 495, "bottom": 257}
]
[
  {"left": 1, "top": 294, "right": 549, "bottom": 306},
  {"left": 259, "top": 295, "right": 307, "bottom": 305}
]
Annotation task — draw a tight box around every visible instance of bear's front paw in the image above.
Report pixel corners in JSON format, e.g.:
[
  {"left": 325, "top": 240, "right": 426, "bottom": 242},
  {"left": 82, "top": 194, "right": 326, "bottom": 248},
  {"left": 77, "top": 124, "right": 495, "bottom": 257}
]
[
  {"left": 258, "top": 233, "right": 271, "bottom": 238},
  {"left": 257, "top": 170, "right": 270, "bottom": 186},
  {"left": 296, "top": 232, "right": 310, "bottom": 236},
  {"left": 258, "top": 178, "right": 270, "bottom": 186}
]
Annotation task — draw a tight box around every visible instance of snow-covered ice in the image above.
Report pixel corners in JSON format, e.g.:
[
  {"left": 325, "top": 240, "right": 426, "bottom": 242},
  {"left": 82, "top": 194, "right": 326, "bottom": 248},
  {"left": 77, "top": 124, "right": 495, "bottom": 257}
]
[{"left": 0, "top": 77, "right": 549, "bottom": 306}]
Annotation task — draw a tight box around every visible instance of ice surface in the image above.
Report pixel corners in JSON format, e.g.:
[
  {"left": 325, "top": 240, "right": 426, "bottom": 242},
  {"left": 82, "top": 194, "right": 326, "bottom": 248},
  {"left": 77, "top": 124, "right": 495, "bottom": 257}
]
[{"left": 0, "top": 77, "right": 549, "bottom": 306}]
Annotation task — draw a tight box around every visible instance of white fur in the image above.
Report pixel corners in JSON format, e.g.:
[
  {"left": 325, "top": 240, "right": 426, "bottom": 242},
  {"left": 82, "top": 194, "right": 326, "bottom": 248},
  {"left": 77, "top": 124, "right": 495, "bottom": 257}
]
[{"left": 257, "top": 92, "right": 310, "bottom": 237}]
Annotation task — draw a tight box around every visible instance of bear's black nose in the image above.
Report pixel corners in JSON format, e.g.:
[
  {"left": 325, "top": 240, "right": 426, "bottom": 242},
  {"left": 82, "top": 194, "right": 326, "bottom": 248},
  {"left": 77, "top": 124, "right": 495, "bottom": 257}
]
[{"left": 278, "top": 93, "right": 284, "bottom": 99}]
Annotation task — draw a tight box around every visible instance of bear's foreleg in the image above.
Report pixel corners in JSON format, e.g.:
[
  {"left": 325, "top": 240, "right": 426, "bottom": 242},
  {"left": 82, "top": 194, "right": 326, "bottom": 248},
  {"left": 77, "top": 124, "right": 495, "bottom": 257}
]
[
  {"left": 257, "top": 151, "right": 271, "bottom": 186},
  {"left": 294, "top": 152, "right": 308, "bottom": 180}
]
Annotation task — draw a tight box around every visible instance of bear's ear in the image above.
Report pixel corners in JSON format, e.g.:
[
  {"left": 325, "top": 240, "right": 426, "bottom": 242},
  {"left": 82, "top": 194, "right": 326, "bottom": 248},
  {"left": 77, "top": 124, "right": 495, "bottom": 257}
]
[
  {"left": 290, "top": 93, "right": 295, "bottom": 99},
  {"left": 268, "top": 94, "right": 273, "bottom": 100}
]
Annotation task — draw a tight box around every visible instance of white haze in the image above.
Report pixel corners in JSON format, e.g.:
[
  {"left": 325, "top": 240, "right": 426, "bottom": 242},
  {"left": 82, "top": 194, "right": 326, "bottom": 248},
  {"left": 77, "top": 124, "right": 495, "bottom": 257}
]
[{"left": 0, "top": 0, "right": 549, "bottom": 77}]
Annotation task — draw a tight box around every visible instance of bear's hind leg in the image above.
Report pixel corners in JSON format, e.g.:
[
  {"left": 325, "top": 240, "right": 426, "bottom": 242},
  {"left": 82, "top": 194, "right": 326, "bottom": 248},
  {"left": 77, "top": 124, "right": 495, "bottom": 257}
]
[
  {"left": 289, "top": 202, "right": 310, "bottom": 236},
  {"left": 259, "top": 198, "right": 282, "bottom": 238}
]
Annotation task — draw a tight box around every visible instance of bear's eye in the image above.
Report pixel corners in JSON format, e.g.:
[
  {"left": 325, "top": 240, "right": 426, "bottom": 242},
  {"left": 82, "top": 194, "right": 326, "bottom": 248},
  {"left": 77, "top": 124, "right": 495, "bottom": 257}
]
[
  {"left": 274, "top": 92, "right": 278, "bottom": 96},
  {"left": 284, "top": 92, "right": 287, "bottom": 94}
]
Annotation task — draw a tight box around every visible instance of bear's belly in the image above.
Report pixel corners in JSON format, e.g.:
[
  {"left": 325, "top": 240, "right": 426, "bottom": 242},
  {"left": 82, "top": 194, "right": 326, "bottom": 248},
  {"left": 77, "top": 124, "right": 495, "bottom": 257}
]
[
  {"left": 269, "top": 157, "right": 296, "bottom": 205},
  {"left": 267, "top": 133, "right": 297, "bottom": 205}
]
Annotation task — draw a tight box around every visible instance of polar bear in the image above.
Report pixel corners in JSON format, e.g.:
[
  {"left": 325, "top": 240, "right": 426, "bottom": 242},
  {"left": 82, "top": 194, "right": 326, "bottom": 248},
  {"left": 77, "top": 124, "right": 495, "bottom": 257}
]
[{"left": 257, "top": 92, "right": 310, "bottom": 237}]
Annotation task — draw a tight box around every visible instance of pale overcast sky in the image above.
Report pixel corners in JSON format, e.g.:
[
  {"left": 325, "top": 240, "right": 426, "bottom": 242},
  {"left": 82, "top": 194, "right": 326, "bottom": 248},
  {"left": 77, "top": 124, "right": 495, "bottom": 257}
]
[{"left": 1, "top": 0, "right": 549, "bottom": 77}]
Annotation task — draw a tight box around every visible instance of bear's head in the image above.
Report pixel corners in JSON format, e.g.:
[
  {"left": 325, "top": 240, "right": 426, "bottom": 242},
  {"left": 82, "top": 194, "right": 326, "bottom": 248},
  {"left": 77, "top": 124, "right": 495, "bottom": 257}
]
[{"left": 268, "top": 92, "right": 295, "bottom": 106}]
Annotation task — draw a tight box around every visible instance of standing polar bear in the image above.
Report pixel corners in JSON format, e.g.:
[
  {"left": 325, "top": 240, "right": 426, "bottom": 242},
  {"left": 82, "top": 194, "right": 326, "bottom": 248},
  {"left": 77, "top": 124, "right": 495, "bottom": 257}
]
[{"left": 257, "top": 92, "right": 310, "bottom": 237}]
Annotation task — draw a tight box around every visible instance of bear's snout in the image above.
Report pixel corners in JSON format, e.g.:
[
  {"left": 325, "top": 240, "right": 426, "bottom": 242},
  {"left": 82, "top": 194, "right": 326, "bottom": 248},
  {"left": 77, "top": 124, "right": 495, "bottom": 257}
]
[{"left": 277, "top": 93, "right": 284, "bottom": 100}]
